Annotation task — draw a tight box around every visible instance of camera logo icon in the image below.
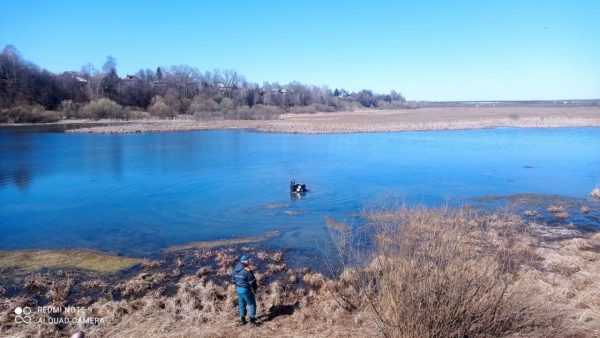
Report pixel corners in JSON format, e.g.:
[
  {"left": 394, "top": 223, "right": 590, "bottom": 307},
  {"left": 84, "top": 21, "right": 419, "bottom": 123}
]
[{"left": 14, "top": 306, "right": 32, "bottom": 324}]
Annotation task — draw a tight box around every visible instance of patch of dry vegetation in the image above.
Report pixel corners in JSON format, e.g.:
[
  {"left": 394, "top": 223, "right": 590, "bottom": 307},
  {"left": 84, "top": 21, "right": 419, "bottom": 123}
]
[
  {"left": 547, "top": 204, "right": 566, "bottom": 213},
  {"left": 350, "top": 207, "right": 556, "bottom": 337},
  {"left": 591, "top": 187, "right": 600, "bottom": 199},
  {"left": 0, "top": 249, "right": 140, "bottom": 273},
  {"left": 66, "top": 107, "right": 600, "bottom": 134}
]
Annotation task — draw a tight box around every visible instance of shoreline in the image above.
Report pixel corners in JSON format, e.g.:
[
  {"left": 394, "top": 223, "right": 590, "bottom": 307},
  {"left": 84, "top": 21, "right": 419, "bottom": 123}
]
[
  {"left": 1, "top": 207, "right": 599, "bottom": 337},
  {"left": 2, "top": 106, "right": 600, "bottom": 134}
]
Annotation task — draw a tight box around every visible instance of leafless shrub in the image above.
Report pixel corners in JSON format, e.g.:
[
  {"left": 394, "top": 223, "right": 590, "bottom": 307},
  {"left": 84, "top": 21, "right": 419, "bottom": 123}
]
[
  {"left": 58, "top": 100, "right": 83, "bottom": 119},
  {"left": 523, "top": 209, "right": 538, "bottom": 217},
  {"left": 82, "top": 98, "right": 128, "bottom": 120},
  {"left": 331, "top": 206, "right": 556, "bottom": 338},
  {"left": 148, "top": 96, "right": 174, "bottom": 118},
  {"left": 554, "top": 211, "right": 570, "bottom": 219},
  {"left": 0, "top": 105, "right": 61, "bottom": 123},
  {"left": 188, "top": 97, "right": 219, "bottom": 116},
  {"left": 579, "top": 205, "right": 592, "bottom": 214}
]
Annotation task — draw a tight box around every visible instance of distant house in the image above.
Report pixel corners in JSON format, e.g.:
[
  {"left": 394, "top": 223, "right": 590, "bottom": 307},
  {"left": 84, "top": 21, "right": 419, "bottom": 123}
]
[
  {"left": 63, "top": 71, "right": 88, "bottom": 83},
  {"left": 122, "top": 75, "right": 142, "bottom": 83},
  {"left": 216, "top": 82, "right": 235, "bottom": 94},
  {"left": 271, "top": 88, "right": 289, "bottom": 94}
]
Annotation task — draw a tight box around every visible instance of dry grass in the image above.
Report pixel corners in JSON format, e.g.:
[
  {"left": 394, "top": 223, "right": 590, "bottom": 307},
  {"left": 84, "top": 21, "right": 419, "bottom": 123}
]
[
  {"left": 547, "top": 205, "right": 566, "bottom": 213},
  {"left": 0, "top": 249, "right": 140, "bottom": 273},
  {"left": 140, "top": 258, "right": 162, "bottom": 270},
  {"left": 346, "top": 207, "right": 554, "bottom": 338},
  {"left": 82, "top": 278, "right": 109, "bottom": 290},
  {"left": 24, "top": 273, "right": 51, "bottom": 291},
  {"left": 117, "top": 273, "right": 168, "bottom": 298},
  {"left": 65, "top": 107, "right": 600, "bottom": 134},
  {"left": 46, "top": 278, "right": 74, "bottom": 306},
  {"left": 1, "top": 208, "right": 599, "bottom": 338},
  {"left": 554, "top": 211, "right": 571, "bottom": 219},
  {"left": 591, "top": 187, "right": 600, "bottom": 199}
]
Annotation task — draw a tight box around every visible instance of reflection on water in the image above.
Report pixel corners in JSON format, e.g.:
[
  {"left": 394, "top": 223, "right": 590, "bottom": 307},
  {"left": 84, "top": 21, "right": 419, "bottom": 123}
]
[{"left": 0, "top": 126, "right": 599, "bottom": 263}]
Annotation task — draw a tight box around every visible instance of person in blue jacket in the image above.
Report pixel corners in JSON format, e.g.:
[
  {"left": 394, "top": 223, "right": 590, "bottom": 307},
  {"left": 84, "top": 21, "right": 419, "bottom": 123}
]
[{"left": 231, "top": 255, "right": 258, "bottom": 325}]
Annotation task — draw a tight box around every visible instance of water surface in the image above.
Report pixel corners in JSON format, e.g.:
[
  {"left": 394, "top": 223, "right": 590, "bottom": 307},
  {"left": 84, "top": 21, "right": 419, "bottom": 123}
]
[{"left": 1, "top": 127, "right": 599, "bottom": 263}]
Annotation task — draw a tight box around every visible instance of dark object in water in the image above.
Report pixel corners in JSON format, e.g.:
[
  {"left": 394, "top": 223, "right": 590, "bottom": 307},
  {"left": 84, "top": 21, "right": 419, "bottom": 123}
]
[{"left": 290, "top": 179, "right": 307, "bottom": 193}]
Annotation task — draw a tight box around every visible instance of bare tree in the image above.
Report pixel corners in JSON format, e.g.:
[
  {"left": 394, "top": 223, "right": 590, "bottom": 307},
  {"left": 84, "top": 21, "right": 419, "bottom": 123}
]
[{"left": 102, "top": 56, "right": 117, "bottom": 73}]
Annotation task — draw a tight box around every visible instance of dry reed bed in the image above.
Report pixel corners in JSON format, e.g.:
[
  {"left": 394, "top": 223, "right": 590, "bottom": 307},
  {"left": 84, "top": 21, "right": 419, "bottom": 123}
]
[
  {"left": 64, "top": 107, "right": 600, "bottom": 134},
  {"left": 1, "top": 207, "right": 599, "bottom": 337},
  {"left": 65, "top": 116, "right": 600, "bottom": 135}
]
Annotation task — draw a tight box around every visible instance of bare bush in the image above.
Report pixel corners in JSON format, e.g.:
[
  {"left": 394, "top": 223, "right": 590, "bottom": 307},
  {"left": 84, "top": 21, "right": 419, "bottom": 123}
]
[
  {"left": 0, "top": 105, "right": 61, "bottom": 123},
  {"left": 148, "top": 96, "right": 175, "bottom": 119},
  {"left": 332, "top": 206, "right": 555, "bottom": 338},
  {"left": 188, "top": 97, "right": 219, "bottom": 116},
  {"left": 82, "top": 98, "right": 128, "bottom": 120},
  {"left": 58, "top": 100, "right": 82, "bottom": 119}
]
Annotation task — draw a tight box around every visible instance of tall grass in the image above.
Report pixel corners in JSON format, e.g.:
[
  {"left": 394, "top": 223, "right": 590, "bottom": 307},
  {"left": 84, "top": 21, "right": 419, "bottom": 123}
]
[{"left": 329, "top": 206, "right": 556, "bottom": 338}]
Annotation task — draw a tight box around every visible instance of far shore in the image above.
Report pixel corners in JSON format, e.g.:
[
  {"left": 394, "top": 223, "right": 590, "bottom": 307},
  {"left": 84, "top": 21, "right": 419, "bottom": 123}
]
[{"left": 34, "top": 106, "right": 600, "bottom": 134}]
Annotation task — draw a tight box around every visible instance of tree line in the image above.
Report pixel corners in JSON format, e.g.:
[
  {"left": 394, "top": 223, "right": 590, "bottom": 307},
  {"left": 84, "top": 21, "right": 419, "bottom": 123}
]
[{"left": 0, "top": 45, "right": 406, "bottom": 123}]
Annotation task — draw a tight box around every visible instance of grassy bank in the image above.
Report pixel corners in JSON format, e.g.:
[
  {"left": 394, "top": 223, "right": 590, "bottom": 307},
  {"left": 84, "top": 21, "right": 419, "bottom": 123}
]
[
  {"left": 0, "top": 249, "right": 140, "bottom": 274},
  {"left": 1, "top": 207, "right": 599, "bottom": 337}
]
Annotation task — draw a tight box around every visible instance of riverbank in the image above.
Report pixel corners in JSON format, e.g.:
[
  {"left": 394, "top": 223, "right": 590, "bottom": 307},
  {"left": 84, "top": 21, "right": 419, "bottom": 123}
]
[
  {"left": 1, "top": 207, "right": 599, "bottom": 337},
  {"left": 56, "top": 107, "right": 600, "bottom": 134}
]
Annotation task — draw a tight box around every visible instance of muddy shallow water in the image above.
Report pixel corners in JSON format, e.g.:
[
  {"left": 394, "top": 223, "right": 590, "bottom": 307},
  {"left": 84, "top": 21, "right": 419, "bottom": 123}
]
[{"left": 1, "top": 126, "right": 599, "bottom": 267}]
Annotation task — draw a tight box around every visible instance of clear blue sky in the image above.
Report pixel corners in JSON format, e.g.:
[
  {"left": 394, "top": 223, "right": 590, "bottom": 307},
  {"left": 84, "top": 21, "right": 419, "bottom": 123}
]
[{"left": 1, "top": 0, "right": 598, "bottom": 101}]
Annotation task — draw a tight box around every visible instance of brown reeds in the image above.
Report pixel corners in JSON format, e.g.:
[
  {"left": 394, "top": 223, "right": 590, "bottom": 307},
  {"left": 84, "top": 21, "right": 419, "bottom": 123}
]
[{"left": 330, "top": 206, "right": 560, "bottom": 338}]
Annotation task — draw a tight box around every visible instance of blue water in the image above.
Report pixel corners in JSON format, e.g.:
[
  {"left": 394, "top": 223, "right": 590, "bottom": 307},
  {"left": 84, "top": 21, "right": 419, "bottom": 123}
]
[{"left": 1, "top": 127, "right": 599, "bottom": 261}]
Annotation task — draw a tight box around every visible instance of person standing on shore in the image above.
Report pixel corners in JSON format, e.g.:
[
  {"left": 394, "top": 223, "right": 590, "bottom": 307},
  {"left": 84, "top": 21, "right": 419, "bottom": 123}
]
[{"left": 231, "top": 255, "right": 258, "bottom": 325}]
